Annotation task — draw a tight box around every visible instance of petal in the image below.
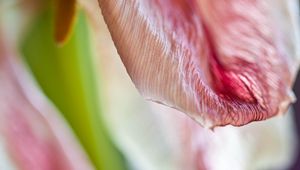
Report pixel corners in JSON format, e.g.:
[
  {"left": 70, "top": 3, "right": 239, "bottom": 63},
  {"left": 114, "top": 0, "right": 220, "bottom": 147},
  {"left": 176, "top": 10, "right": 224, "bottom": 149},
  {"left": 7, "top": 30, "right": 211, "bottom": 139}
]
[
  {"left": 92, "top": 15, "right": 297, "bottom": 169},
  {"left": 0, "top": 26, "right": 93, "bottom": 170},
  {"left": 98, "top": 0, "right": 300, "bottom": 127}
]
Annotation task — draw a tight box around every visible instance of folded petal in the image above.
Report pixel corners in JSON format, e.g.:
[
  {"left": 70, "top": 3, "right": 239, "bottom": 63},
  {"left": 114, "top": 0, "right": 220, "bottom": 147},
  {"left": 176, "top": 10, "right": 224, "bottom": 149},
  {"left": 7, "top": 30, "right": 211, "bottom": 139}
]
[{"left": 98, "top": 0, "right": 300, "bottom": 127}]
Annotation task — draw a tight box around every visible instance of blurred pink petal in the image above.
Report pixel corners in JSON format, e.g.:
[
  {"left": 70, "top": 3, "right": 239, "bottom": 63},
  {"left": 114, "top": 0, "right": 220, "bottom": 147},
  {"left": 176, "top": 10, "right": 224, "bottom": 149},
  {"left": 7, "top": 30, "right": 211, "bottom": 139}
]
[
  {"left": 0, "top": 29, "right": 93, "bottom": 170},
  {"left": 98, "top": 0, "right": 300, "bottom": 127}
]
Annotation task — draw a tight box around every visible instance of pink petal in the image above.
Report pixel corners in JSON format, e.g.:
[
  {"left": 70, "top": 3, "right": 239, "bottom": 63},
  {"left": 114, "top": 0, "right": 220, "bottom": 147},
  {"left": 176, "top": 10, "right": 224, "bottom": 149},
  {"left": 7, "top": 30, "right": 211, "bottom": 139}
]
[
  {"left": 98, "top": 0, "right": 300, "bottom": 127},
  {"left": 0, "top": 31, "right": 93, "bottom": 170},
  {"left": 90, "top": 14, "right": 297, "bottom": 169}
]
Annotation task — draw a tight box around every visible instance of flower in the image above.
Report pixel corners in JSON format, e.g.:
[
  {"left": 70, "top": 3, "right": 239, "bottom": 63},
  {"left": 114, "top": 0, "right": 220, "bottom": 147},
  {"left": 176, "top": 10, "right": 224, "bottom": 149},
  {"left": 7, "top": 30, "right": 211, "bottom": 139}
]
[{"left": 1, "top": 0, "right": 300, "bottom": 169}]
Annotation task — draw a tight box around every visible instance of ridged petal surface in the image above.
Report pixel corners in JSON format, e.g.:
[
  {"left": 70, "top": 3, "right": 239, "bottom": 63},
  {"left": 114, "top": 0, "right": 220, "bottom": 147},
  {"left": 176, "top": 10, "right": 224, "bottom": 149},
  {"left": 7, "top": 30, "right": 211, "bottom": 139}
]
[{"left": 98, "top": 0, "right": 300, "bottom": 127}]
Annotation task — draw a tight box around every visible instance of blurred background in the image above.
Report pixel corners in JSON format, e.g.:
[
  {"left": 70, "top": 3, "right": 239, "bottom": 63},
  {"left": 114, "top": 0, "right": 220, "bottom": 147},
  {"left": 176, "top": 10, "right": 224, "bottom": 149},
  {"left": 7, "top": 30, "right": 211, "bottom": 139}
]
[{"left": 291, "top": 74, "right": 300, "bottom": 170}]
